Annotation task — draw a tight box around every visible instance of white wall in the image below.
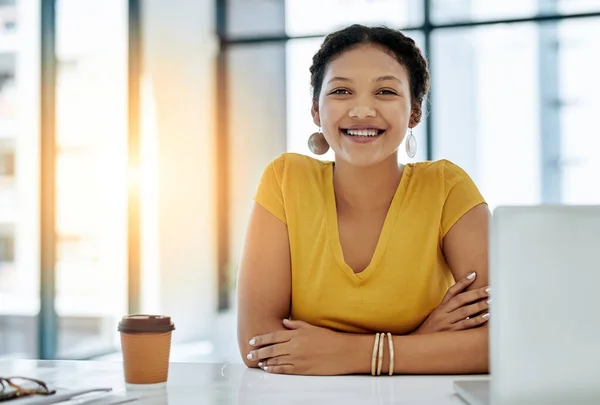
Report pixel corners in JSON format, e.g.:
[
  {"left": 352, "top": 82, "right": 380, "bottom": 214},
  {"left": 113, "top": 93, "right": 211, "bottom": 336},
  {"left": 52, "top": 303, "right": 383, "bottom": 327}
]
[{"left": 141, "top": 0, "right": 218, "bottom": 343}]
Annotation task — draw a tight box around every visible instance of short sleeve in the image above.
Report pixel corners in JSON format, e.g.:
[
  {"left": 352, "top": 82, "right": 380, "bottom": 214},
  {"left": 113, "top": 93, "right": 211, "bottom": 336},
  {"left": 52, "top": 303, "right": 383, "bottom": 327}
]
[
  {"left": 440, "top": 160, "right": 487, "bottom": 238},
  {"left": 253, "top": 154, "right": 287, "bottom": 224}
]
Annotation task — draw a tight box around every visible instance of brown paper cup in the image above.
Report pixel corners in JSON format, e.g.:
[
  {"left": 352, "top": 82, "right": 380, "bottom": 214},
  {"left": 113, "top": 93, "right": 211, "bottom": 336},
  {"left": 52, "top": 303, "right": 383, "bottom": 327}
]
[{"left": 120, "top": 331, "right": 172, "bottom": 384}]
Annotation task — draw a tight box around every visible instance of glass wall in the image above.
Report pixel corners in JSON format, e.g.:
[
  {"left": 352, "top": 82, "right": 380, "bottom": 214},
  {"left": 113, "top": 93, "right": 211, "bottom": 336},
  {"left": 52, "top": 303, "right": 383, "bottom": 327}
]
[
  {"left": 431, "top": 18, "right": 600, "bottom": 208},
  {"left": 0, "top": 0, "right": 40, "bottom": 359},
  {"left": 431, "top": 0, "right": 600, "bottom": 23},
  {"left": 3, "top": 0, "right": 217, "bottom": 361},
  {"left": 286, "top": 0, "right": 423, "bottom": 36},
  {"left": 431, "top": 0, "right": 539, "bottom": 23},
  {"left": 54, "top": 0, "right": 128, "bottom": 358},
  {"left": 431, "top": 23, "right": 542, "bottom": 209},
  {"left": 558, "top": 17, "right": 600, "bottom": 204}
]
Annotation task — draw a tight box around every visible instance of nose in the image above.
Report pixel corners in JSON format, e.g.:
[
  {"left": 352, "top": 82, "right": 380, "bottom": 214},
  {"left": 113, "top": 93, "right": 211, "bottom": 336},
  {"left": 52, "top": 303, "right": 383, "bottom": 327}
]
[{"left": 349, "top": 105, "right": 376, "bottom": 119}]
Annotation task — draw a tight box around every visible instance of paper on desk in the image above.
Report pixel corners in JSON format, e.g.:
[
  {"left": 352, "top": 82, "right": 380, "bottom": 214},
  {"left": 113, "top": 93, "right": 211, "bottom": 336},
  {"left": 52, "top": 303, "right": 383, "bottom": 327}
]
[
  {"left": 61, "top": 394, "right": 139, "bottom": 405},
  {"left": 9, "top": 388, "right": 138, "bottom": 405}
]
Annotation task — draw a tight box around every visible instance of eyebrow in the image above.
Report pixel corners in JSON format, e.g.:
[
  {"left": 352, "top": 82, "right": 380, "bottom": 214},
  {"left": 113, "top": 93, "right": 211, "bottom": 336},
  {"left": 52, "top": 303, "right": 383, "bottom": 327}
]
[
  {"left": 327, "top": 75, "right": 402, "bottom": 84},
  {"left": 376, "top": 75, "right": 402, "bottom": 83}
]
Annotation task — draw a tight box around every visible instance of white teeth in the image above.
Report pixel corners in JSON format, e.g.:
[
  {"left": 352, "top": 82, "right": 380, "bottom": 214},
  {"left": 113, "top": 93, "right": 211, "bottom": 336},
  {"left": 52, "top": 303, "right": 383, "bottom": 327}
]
[{"left": 346, "top": 129, "right": 380, "bottom": 137}]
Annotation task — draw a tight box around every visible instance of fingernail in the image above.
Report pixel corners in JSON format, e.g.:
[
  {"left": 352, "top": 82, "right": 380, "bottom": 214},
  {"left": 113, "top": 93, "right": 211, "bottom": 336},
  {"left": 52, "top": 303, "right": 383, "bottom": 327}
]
[
  {"left": 249, "top": 338, "right": 256, "bottom": 346},
  {"left": 485, "top": 287, "right": 491, "bottom": 294},
  {"left": 247, "top": 353, "right": 253, "bottom": 360},
  {"left": 467, "top": 272, "right": 476, "bottom": 280},
  {"left": 258, "top": 362, "right": 263, "bottom": 367},
  {"left": 263, "top": 366, "right": 269, "bottom": 372},
  {"left": 487, "top": 299, "right": 492, "bottom": 304},
  {"left": 482, "top": 313, "right": 490, "bottom": 320}
]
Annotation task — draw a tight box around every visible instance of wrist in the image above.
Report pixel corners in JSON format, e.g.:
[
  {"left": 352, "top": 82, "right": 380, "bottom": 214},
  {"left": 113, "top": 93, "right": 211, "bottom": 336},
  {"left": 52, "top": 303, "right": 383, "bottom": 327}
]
[
  {"left": 340, "top": 333, "right": 374, "bottom": 374},
  {"left": 340, "top": 333, "right": 381, "bottom": 375}
]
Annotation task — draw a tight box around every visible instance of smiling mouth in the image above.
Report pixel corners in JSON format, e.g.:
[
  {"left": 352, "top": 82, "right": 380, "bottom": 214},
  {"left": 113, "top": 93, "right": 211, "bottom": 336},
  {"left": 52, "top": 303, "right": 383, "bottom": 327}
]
[{"left": 341, "top": 128, "right": 385, "bottom": 137}]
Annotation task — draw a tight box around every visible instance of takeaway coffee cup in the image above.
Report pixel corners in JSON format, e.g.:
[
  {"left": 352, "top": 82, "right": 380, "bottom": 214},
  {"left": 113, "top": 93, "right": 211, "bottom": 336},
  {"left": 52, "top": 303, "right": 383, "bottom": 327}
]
[{"left": 118, "top": 314, "right": 175, "bottom": 386}]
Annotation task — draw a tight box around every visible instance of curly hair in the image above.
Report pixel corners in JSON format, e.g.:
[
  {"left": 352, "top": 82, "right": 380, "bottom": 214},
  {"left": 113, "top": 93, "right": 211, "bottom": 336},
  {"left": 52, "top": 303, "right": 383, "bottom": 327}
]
[{"left": 309, "top": 24, "right": 430, "bottom": 122}]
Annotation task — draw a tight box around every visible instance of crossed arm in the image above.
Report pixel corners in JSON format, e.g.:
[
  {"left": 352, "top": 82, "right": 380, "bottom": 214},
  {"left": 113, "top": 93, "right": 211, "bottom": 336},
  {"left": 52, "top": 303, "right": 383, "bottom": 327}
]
[{"left": 236, "top": 202, "right": 490, "bottom": 375}]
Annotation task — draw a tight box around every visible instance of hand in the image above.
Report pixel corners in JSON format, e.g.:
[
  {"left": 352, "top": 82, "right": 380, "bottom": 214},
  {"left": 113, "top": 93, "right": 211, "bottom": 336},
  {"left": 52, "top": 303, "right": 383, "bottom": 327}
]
[
  {"left": 246, "top": 319, "right": 351, "bottom": 375},
  {"left": 413, "top": 272, "right": 490, "bottom": 335}
]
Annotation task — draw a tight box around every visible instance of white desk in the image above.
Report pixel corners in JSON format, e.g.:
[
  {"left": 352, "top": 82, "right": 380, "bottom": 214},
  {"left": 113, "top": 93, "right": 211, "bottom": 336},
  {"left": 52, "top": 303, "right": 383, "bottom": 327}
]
[{"left": 0, "top": 360, "right": 488, "bottom": 404}]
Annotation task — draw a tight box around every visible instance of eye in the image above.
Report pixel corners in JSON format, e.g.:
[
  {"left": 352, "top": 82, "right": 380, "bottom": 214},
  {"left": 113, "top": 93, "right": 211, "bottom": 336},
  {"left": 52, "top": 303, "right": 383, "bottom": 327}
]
[
  {"left": 377, "top": 89, "right": 398, "bottom": 96},
  {"left": 330, "top": 88, "right": 351, "bottom": 95}
]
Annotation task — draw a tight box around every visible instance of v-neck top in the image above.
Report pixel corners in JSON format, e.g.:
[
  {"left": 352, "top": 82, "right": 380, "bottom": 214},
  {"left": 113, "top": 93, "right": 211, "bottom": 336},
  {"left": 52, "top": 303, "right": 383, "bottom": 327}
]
[{"left": 254, "top": 153, "right": 486, "bottom": 335}]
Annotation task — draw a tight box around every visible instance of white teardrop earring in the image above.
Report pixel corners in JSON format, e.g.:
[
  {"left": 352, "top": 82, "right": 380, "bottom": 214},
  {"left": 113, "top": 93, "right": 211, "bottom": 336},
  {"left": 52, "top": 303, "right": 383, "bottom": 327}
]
[{"left": 405, "top": 127, "right": 417, "bottom": 158}]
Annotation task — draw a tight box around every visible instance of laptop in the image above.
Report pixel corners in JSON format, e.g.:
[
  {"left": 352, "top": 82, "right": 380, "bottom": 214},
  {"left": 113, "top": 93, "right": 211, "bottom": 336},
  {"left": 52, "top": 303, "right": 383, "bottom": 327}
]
[{"left": 454, "top": 205, "right": 600, "bottom": 405}]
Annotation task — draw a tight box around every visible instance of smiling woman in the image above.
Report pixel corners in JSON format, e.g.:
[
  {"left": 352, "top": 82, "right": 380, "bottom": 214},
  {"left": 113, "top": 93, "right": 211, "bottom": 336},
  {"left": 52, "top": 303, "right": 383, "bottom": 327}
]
[
  {"left": 311, "top": 42, "right": 420, "bottom": 167},
  {"left": 236, "top": 24, "right": 490, "bottom": 376}
]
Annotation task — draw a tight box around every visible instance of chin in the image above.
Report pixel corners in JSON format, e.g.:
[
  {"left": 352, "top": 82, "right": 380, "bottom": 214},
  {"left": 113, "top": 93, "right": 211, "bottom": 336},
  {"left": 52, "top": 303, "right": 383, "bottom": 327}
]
[{"left": 337, "top": 152, "right": 390, "bottom": 168}]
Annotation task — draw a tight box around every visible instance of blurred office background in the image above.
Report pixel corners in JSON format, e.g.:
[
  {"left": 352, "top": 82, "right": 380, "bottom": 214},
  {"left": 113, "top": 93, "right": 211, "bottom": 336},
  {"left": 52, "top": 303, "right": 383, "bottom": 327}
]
[{"left": 0, "top": 0, "right": 599, "bottom": 362}]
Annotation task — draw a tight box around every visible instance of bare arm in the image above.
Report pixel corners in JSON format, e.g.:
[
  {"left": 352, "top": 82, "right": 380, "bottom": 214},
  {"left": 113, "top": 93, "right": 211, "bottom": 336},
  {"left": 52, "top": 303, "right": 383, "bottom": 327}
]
[
  {"left": 443, "top": 203, "right": 490, "bottom": 292},
  {"left": 341, "top": 325, "right": 487, "bottom": 374},
  {"left": 341, "top": 204, "right": 491, "bottom": 374},
  {"left": 237, "top": 202, "right": 291, "bottom": 367},
  {"left": 246, "top": 204, "right": 491, "bottom": 375}
]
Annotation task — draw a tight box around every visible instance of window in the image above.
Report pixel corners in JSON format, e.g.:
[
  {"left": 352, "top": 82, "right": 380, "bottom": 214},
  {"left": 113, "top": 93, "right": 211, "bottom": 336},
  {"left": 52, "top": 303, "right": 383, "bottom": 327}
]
[
  {"left": 285, "top": 38, "right": 333, "bottom": 160},
  {"left": 431, "top": 23, "right": 542, "bottom": 210},
  {"left": 431, "top": 0, "right": 538, "bottom": 23},
  {"left": 226, "top": 0, "right": 285, "bottom": 39},
  {"left": 0, "top": 0, "right": 40, "bottom": 359},
  {"left": 286, "top": 0, "right": 423, "bottom": 36},
  {"left": 431, "top": 0, "right": 600, "bottom": 24},
  {"left": 54, "top": 0, "right": 128, "bottom": 358},
  {"left": 432, "top": 17, "right": 600, "bottom": 209},
  {"left": 0, "top": 234, "right": 14, "bottom": 262},
  {"left": 558, "top": 17, "right": 600, "bottom": 203}
]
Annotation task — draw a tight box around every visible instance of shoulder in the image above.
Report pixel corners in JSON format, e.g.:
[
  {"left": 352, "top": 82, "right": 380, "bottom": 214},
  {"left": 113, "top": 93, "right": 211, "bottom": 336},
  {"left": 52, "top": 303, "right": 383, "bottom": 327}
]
[
  {"left": 408, "top": 161, "right": 486, "bottom": 238},
  {"left": 268, "top": 152, "right": 331, "bottom": 181},
  {"left": 409, "top": 159, "right": 467, "bottom": 175},
  {"left": 409, "top": 159, "right": 475, "bottom": 190}
]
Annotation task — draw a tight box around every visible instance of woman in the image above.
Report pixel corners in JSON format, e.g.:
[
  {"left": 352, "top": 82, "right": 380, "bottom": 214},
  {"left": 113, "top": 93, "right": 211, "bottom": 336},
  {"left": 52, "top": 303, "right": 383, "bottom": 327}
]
[{"left": 236, "top": 24, "right": 490, "bottom": 376}]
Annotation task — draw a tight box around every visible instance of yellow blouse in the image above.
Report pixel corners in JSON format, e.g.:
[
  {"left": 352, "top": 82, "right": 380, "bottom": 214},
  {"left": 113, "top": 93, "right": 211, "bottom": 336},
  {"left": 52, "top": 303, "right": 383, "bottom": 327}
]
[{"left": 254, "top": 153, "right": 486, "bottom": 335}]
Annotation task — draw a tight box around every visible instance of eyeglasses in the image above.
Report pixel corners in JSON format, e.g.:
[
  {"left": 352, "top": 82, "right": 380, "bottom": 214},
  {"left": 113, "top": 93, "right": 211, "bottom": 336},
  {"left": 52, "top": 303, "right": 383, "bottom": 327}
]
[{"left": 0, "top": 377, "right": 56, "bottom": 402}]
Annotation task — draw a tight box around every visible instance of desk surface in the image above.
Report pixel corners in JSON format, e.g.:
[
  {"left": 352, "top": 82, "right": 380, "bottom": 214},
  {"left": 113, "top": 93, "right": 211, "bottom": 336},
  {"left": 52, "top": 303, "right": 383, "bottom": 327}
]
[{"left": 0, "top": 360, "right": 488, "bottom": 404}]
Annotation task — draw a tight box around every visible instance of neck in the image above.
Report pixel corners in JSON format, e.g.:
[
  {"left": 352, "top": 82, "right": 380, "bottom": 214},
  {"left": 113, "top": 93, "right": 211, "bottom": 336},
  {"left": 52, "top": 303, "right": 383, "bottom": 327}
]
[{"left": 332, "top": 152, "right": 404, "bottom": 213}]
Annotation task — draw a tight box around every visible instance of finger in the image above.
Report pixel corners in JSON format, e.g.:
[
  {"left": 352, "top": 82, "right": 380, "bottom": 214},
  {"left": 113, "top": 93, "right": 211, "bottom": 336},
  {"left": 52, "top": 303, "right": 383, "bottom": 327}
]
[
  {"left": 264, "top": 364, "right": 296, "bottom": 375},
  {"left": 448, "top": 298, "right": 491, "bottom": 324},
  {"left": 452, "top": 312, "right": 490, "bottom": 331},
  {"left": 445, "top": 285, "right": 491, "bottom": 313},
  {"left": 248, "top": 342, "right": 289, "bottom": 362},
  {"left": 258, "top": 355, "right": 293, "bottom": 368},
  {"left": 440, "top": 272, "right": 477, "bottom": 305},
  {"left": 283, "top": 319, "right": 311, "bottom": 329},
  {"left": 249, "top": 330, "right": 293, "bottom": 348}
]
